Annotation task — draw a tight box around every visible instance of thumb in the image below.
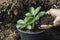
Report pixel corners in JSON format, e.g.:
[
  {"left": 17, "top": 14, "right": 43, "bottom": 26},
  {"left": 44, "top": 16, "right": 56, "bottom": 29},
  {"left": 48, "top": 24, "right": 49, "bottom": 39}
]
[
  {"left": 53, "top": 16, "right": 60, "bottom": 26},
  {"left": 39, "top": 25, "right": 53, "bottom": 29}
]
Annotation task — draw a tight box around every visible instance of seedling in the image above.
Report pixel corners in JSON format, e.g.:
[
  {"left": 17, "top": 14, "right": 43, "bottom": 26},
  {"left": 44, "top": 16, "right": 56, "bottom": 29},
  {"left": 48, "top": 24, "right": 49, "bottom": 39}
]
[{"left": 16, "top": 6, "right": 45, "bottom": 30}]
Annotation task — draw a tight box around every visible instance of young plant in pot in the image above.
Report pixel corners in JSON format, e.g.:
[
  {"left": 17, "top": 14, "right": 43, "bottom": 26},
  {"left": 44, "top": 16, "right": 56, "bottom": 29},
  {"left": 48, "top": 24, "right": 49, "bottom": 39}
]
[{"left": 16, "top": 6, "right": 47, "bottom": 40}]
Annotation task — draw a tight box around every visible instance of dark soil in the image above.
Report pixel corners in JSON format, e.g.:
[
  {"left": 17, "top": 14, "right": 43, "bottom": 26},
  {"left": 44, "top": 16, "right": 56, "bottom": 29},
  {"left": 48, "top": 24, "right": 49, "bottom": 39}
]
[{"left": 39, "top": 14, "right": 54, "bottom": 25}]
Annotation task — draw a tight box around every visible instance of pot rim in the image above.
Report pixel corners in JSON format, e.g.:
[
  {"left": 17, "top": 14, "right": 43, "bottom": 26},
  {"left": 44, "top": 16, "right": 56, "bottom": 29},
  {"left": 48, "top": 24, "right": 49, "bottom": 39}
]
[{"left": 17, "top": 28, "right": 46, "bottom": 34}]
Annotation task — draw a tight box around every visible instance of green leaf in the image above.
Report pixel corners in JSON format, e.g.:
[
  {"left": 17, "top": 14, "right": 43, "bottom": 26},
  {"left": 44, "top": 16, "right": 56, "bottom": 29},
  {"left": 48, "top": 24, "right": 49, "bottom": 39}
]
[
  {"left": 27, "top": 11, "right": 45, "bottom": 25},
  {"left": 35, "top": 11, "right": 45, "bottom": 20},
  {"left": 30, "top": 7, "right": 35, "bottom": 16},
  {"left": 35, "top": 6, "right": 41, "bottom": 15},
  {"left": 16, "top": 24, "right": 20, "bottom": 28},
  {"left": 17, "top": 19, "right": 26, "bottom": 29},
  {"left": 27, "top": 25, "right": 32, "bottom": 30},
  {"left": 20, "top": 24, "right": 26, "bottom": 29},
  {"left": 16, "top": 24, "right": 26, "bottom": 29},
  {"left": 16, "top": 24, "right": 24, "bottom": 29},
  {"left": 25, "top": 13, "right": 33, "bottom": 17},
  {"left": 24, "top": 17, "right": 33, "bottom": 22},
  {"left": 17, "top": 19, "right": 26, "bottom": 24}
]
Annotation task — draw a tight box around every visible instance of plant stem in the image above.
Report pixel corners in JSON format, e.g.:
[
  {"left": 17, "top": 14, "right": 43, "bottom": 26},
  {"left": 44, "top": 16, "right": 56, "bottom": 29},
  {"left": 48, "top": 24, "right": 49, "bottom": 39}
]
[
  {"left": 32, "top": 15, "right": 35, "bottom": 29},
  {"left": 32, "top": 23, "right": 34, "bottom": 29}
]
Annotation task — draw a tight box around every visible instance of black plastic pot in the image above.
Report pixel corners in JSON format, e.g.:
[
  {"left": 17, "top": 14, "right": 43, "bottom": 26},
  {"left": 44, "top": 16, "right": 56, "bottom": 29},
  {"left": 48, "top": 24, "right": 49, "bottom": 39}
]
[{"left": 17, "top": 28, "right": 47, "bottom": 40}]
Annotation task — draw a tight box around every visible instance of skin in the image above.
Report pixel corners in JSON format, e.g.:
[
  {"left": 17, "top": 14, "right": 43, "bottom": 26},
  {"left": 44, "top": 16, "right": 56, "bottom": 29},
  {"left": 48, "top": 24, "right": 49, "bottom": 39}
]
[{"left": 40, "top": 9, "right": 60, "bottom": 29}]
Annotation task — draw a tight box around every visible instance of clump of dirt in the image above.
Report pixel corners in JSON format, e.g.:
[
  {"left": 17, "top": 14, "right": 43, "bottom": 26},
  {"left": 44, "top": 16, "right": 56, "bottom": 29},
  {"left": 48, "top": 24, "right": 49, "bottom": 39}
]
[{"left": 39, "top": 14, "right": 55, "bottom": 25}]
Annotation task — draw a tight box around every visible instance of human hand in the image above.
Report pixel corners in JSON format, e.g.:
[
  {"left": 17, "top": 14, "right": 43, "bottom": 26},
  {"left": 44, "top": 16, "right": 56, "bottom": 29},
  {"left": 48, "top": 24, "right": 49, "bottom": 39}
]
[{"left": 39, "top": 9, "right": 60, "bottom": 29}]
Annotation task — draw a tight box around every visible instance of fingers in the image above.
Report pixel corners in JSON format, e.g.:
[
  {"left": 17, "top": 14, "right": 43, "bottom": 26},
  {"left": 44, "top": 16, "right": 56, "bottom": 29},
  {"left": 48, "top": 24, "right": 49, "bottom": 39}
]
[
  {"left": 39, "top": 25, "right": 53, "bottom": 29},
  {"left": 46, "top": 9, "right": 60, "bottom": 18},
  {"left": 53, "top": 16, "right": 60, "bottom": 26},
  {"left": 39, "top": 9, "right": 60, "bottom": 29}
]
